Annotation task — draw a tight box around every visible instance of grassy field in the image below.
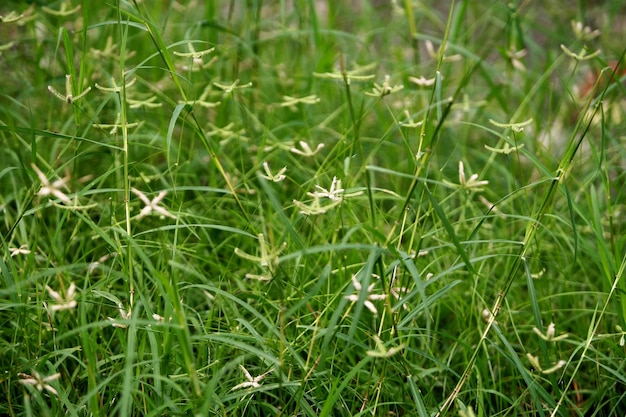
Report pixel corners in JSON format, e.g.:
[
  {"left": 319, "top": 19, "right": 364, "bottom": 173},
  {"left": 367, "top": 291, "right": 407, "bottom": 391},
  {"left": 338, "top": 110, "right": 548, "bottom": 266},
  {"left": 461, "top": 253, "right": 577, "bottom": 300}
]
[{"left": 1, "top": 1, "right": 625, "bottom": 416}]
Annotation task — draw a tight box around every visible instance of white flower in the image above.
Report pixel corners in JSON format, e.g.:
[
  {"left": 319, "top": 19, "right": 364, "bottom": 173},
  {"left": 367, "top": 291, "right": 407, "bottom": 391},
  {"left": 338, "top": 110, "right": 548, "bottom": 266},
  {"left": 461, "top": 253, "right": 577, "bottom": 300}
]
[
  {"left": 234, "top": 233, "right": 286, "bottom": 274},
  {"left": 131, "top": 188, "right": 177, "bottom": 220},
  {"left": 366, "top": 335, "right": 405, "bottom": 358},
  {"left": 345, "top": 275, "right": 386, "bottom": 315},
  {"left": 32, "top": 164, "right": 72, "bottom": 205},
  {"left": 48, "top": 74, "right": 91, "bottom": 104},
  {"left": 407, "top": 75, "right": 436, "bottom": 87},
  {"left": 365, "top": 74, "right": 403, "bottom": 97},
  {"left": 533, "top": 322, "right": 569, "bottom": 342},
  {"left": 108, "top": 303, "right": 132, "bottom": 328},
  {"left": 18, "top": 371, "right": 61, "bottom": 396},
  {"left": 231, "top": 364, "right": 272, "bottom": 391},
  {"left": 443, "top": 161, "right": 489, "bottom": 192},
  {"left": 259, "top": 162, "right": 287, "bottom": 182},
  {"left": 10, "top": 245, "right": 31, "bottom": 257},
  {"left": 45, "top": 282, "right": 77, "bottom": 311},
  {"left": 290, "top": 140, "right": 324, "bottom": 157}
]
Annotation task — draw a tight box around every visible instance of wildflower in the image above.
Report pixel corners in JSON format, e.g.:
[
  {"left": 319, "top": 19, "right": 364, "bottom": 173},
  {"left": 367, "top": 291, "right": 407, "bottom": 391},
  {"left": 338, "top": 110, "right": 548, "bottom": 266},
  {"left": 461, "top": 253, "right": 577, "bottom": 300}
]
[
  {"left": 292, "top": 197, "right": 342, "bottom": 216},
  {"left": 94, "top": 112, "right": 142, "bottom": 135},
  {"left": 45, "top": 282, "right": 77, "bottom": 311},
  {"left": 41, "top": 1, "right": 81, "bottom": 17},
  {"left": 173, "top": 44, "right": 215, "bottom": 60},
  {"left": 366, "top": 335, "right": 405, "bottom": 358},
  {"left": 90, "top": 36, "right": 136, "bottom": 61},
  {"left": 180, "top": 84, "right": 220, "bottom": 108},
  {"left": 205, "top": 123, "right": 247, "bottom": 144},
  {"left": 526, "top": 353, "right": 566, "bottom": 375},
  {"left": 234, "top": 233, "right": 286, "bottom": 275},
  {"left": 279, "top": 94, "right": 320, "bottom": 110},
  {"left": 32, "top": 164, "right": 73, "bottom": 205},
  {"left": 506, "top": 48, "right": 527, "bottom": 72},
  {"left": 213, "top": 79, "right": 253, "bottom": 95},
  {"left": 560, "top": 44, "right": 601, "bottom": 61},
  {"left": 290, "top": 140, "right": 324, "bottom": 157},
  {"left": 484, "top": 143, "right": 525, "bottom": 154},
  {"left": 424, "top": 39, "right": 462, "bottom": 62},
  {"left": 408, "top": 75, "right": 437, "bottom": 87},
  {"left": 174, "top": 43, "right": 216, "bottom": 71},
  {"left": 259, "top": 162, "right": 287, "bottom": 182},
  {"left": 88, "top": 253, "right": 115, "bottom": 275},
  {"left": 109, "top": 303, "right": 131, "bottom": 328},
  {"left": 345, "top": 274, "right": 386, "bottom": 315},
  {"left": 313, "top": 61, "right": 377, "bottom": 84},
  {"left": 48, "top": 74, "right": 91, "bottom": 104},
  {"left": 533, "top": 322, "right": 569, "bottom": 342},
  {"left": 131, "top": 188, "right": 177, "bottom": 220},
  {"left": 488, "top": 118, "right": 533, "bottom": 133},
  {"left": 127, "top": 95, "right": 162, "bottom": 109},
  {"left": 571, "top": 21, "right": 601, "bottom": 42},
  {"left": 443, "top": 161, "right": 489, "bottom": 192},
  {"left": 18, "top": 371, "right": 61, "bottom": 396},
  {"left": 10, "top": 245, "right": 31, "bottom": 257},
  {"left": 293, "top": 176, "right": 362, "bottom": 216},
  {"left": 399, "top": 109, "right": 423, "bottom": 128},
  {"left": 95, "top": 77, "right": 137, "bottom": 93},
  {"left": 231, "top": 364, "right": 272, "bottom": 391},
  {"left": 365, "top": 75, "right": 403, "bottom": 98},
  {"left": 309, "top": 176, "right": 345, "bottom": 201}
]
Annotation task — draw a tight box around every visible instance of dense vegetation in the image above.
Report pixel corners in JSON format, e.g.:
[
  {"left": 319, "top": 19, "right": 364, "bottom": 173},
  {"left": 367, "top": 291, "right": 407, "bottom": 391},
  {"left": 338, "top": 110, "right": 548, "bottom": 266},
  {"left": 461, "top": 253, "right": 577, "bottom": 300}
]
[{"left": 1, "top": 1, "right": 625, "bottom": 416}]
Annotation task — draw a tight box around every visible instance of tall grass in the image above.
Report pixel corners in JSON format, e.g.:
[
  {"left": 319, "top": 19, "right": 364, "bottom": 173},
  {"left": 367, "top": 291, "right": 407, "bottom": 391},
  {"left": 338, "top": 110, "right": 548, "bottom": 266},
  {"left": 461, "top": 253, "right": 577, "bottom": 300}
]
[{"left": 1, "top": 1, "right": 625, "bottom": 416}]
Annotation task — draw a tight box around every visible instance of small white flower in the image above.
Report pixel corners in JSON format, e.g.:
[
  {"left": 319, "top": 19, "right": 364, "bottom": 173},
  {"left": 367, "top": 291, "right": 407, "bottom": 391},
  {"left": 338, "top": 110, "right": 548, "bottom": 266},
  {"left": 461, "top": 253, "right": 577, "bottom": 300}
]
[
  {"left": 290, "top": 140, "right": 325, "bottom": 157},
  {"left": 560, "top": 44, "right": 601, "bottom": 61},
  {"left": 109, "top": 303, "right": 132, "bottom": 328},
  {"left": 365, "top": 74, "right": 403, "bottom": 97},
  {"left": 45, "top": 282, "right": 77, "bottom": 311},
  {"left": 213, "top": 79, "right": 253, "bottom": 94},
  {"left": 88, "top": 253, "right": 115, "bottom": 275},
  {"left": 533, "top": 322, "right": 569, "bottom": 342},
  {"left": 234, "top": 233, "right": 286, "bottom": 274},
  {"left": 571, "top": 20, "right": 601, "bottom": 41},
  {"left": 366, "top": 335, "right": 405, "bottom": 358},
  {"left": 231, "top": 364, "right": 272, "bottom": 391},
  {"left": 279, "top": 94, "right": 320, "bottom": 108},
  {"left": 526, "top": 354, "right": 567, "bottom": 374},
  {"left": 131, "top": 188, "right": 177, "bottom": 220},
  {"left": 10, "top": 245, "right": 31, "bottom": 257},
  {"left": 32, "top": 164, "right": 73, "bottom": 205},
  {"left": 18, "top": 371, "right": 61, "bottom": 396},
  {"left": 407, "top": 75, "right": 437, "bottom": 87},
  {"left": 345, "top": 275, "right": 386, "bottom": 315},
  {"left": 48, "top": 73, "right": 91, "bottom": 104},
  {"left": 259, "top": 162, "right": 287, "bottom": 182},
  {"left": 443, "top": 161, "right": 489, "bottom": 192}
]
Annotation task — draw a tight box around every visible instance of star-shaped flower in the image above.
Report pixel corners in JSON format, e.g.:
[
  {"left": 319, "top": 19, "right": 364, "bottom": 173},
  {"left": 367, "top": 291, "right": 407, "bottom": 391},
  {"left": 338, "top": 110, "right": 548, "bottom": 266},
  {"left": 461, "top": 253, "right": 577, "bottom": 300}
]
[
  {"left": 345, "top": 275, "right": 386, "bottom": 315},
  {"left": 259, "top": 161, "right": 287, "bottom": 182},
  {"left": 10, "top": 245, "right": 31, "bottom": 257},
  {"left": 231, "top": 365, "right": 272, "bottom": 391},
  {"left": 18, "top": 371, "right": 61, "bottom": 396},
  {"left": 290, "top": 140, "right": 324, "bottom": 157},
  {"left": 46, "top": 282, "right": 77, "bottom": 311},
  {"left": 32, "top": 164, "right": 73, "bottom": 205},
  {"left": 131, "top": 188, "right": 177, "bottom": 220},
  {"left": 442, "top": 161, "right": 489, "bottom": 192}
]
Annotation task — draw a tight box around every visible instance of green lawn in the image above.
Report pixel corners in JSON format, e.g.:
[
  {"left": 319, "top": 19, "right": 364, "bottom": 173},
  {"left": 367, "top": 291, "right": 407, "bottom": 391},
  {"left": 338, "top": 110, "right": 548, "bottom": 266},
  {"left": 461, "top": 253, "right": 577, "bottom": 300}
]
[{"left": 1, "top": 1, "right": 625, "bottom": 416}]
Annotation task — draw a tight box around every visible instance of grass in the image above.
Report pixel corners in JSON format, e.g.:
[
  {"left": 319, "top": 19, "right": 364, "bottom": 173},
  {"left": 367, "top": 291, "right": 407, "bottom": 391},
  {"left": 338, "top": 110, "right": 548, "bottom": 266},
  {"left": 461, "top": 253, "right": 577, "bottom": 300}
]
[{"left": 1, "top": 0, "right": 625, "bottom": 416}]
